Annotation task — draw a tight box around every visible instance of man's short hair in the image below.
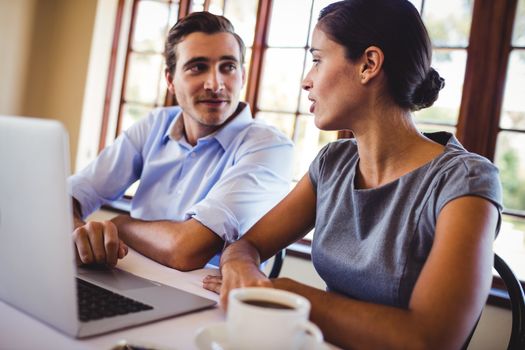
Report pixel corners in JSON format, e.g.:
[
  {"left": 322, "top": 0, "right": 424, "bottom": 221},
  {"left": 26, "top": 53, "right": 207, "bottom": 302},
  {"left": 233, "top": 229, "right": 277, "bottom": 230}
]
[{"left": 164, "top": 11, "right": 246, "bottom": 74}]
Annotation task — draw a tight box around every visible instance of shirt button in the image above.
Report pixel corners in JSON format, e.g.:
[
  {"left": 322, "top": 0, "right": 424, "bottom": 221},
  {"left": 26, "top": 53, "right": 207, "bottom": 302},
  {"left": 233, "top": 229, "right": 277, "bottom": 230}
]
[{"left": 191, "top": 152, "right": 196, "bottom": 158}]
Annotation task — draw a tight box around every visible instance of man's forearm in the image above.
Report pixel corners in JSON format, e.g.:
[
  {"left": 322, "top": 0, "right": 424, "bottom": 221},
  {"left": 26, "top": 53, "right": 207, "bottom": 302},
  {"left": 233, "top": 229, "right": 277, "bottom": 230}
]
[{"left": 112, "top": 214, "right": 224, "bottom": 271}]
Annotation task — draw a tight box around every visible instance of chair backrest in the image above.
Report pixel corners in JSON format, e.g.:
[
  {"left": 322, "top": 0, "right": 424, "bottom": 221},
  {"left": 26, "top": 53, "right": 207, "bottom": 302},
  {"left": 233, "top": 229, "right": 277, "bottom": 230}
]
[
  {"left": 268, "top": 249, "right": 286, "bottom": 279},
  {"left": 493, "top": 253, "right": 525, "bottom": 349},
  {"left": 462, "top": 253, "right": 525, "bottom": 350}
]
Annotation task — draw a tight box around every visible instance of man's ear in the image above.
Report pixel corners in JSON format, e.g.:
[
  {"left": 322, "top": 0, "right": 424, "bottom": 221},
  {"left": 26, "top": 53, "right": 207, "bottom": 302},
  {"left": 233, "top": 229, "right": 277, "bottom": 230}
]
[
  {"left": 165, "top": 69, "right": 175, "bottom": 94},
  {"left": 359, "top": 46, "right": 384, "bottom": 84}
]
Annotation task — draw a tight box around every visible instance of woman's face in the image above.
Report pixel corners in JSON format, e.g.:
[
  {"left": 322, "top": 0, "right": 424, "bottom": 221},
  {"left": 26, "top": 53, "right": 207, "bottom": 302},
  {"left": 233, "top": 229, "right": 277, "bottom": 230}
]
[{"left": 302, "top": 27, "right": 366, "bottom": 130}]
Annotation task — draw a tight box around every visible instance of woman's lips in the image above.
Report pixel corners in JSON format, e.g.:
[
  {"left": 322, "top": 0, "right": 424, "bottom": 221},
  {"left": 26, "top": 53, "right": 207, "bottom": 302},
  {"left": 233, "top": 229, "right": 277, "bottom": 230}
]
[{"left": 309, "top": 101, "right": 316, "bottom": 114}]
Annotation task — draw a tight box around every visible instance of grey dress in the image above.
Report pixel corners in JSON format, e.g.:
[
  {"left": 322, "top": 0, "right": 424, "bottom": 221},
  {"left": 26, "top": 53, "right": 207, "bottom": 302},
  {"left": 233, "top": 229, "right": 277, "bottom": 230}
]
[{"left": 308, "top": 132, "right": 502, "bottom": 308}]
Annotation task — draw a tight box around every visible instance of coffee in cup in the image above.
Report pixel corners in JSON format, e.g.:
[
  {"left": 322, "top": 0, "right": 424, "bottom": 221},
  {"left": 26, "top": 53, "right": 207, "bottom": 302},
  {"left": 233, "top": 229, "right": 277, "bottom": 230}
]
[{"left": 227, "top": 287, "right": 323, "bottom": 350}]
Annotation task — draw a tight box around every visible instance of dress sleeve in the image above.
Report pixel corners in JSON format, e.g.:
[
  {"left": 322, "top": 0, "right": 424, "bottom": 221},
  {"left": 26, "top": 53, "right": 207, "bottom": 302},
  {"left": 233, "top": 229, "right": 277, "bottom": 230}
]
[
  {"left": 434, "top": 155, "right": 503, "bottom": 229},
  {"left": 186, "top": 130, "right": 294, "bottom": 243},
  {"left": 308, "top": 143, "right": 331, "bottom": 191}
]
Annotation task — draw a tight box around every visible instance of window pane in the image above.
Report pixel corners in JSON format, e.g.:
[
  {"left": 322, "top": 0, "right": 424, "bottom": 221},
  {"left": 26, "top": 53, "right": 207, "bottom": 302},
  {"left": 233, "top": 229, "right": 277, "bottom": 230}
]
[
  {"left": 494, "top": 131, "right": 525, "bottom": 212},
  {"left": 308, "top": 0, "right": 340, "bottom": 41},
  {"left": 422, "top": 0, "right": 473, "bottom": 47},
  {"left": 500, "top": 50, "right": 525, "bottom": 129},
  {"left": 255, "top": 112, "right": 295, "bottom": 139},
  {"left": 258, "top": 48, "right": 305, "bottom": 112},
  {"left": 168, "top": 2, "right": 179, "bottom": 28},
  {"left": 267, "top": 0, "right": 313, "bottom": 47},
  {"left": 191, "top": 0, "right": 205, "bottom": 12},
  {"left": 125, "top": 53, "right": 164, "bottom": 104},
  {"left": 407, "top": 0, "right": 423, "bottom": 13},
  {"left": 293, "top": 115, "right": 338, "bottom": 180},
  {"left": 494, "top": 215, "right": 525, "bottom": 281},
  {"left": 120, "top": 103, "right": 154, "bottom": 132},
  {"left": 208, "top": 0, "right": 225, "bottom": 14},
  {"left": 414, "top": 49, "right": 466, "bottom": 125},
  {"left": 224, "top": 0, "right": 259, "bottom": 48},
  {"left": 513, "top": 0, "right": 525, "bottom": 46},
  {"left": 132, "top": 1, "right": 171, "bottom": 52}
]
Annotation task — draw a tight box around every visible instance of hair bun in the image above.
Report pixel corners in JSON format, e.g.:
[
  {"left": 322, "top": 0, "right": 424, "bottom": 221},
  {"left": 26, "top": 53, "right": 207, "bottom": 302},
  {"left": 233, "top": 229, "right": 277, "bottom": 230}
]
[{"left": 410, "top": 68, "right": 445, "bottom": 111}]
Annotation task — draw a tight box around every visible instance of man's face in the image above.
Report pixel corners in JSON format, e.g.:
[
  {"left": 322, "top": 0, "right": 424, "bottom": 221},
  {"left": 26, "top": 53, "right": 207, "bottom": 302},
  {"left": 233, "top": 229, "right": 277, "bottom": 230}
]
[{"left": 166, "top": 32, "right": 245, "bottom": 137}]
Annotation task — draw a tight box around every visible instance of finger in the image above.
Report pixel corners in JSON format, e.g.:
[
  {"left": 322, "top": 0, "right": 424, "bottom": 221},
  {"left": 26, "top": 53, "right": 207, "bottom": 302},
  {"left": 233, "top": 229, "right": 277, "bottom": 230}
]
[
  {"left": 85, "top": 222, "right": 106, "bottom": 264},
  {"left": 72, "top": 227, "right": 95, "bottom": 265},
  {"left": 103, "top": 221, "right": 119, "bottom": 267},
  {"left": 202, "top": 275, "right": 222, "bottom": 294},
  {"left": 219, "top": 283, "right": 231, "bottom": 311},
  {"left": 118, "top": 240, "right": 128, "bottom": 259}
]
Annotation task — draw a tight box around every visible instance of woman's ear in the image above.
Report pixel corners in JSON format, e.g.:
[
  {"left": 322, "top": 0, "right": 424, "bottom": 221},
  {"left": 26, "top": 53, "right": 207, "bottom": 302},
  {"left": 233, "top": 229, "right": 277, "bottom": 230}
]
[{"left": 359, "top": 46, "right": 384, "bottom": 84}]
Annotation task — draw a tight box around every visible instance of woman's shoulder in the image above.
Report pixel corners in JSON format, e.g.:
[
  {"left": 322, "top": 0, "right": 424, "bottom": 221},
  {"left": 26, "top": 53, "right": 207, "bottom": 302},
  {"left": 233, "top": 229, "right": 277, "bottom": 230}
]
[
  {"left": 432, "top": 133, "right": 498, "bottom": 176},
  {"left": 319, "top": 138, "right": 358, "bottom": 158}
]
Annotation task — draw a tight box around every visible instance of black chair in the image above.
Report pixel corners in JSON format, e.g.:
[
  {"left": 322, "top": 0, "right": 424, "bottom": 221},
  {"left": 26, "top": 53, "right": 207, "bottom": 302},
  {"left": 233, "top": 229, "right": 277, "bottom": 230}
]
[
  {"left": 463, "top": 253, "right": 525, "bottom": 350},
  {"left": 268, "top": 249, "right": 286, "bottom": 279}
]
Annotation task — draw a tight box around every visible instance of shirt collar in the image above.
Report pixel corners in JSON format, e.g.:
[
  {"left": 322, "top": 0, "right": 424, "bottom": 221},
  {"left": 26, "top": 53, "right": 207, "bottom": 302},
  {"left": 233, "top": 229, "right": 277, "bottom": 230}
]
[{"left": 163, "top": 102, "right": 253, "bottom": 149}]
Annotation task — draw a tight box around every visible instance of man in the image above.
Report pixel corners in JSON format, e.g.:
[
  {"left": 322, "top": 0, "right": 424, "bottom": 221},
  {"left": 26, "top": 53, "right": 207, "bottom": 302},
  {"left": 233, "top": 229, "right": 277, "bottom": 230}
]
[{"left": 69, "top": 12, "right": 293, "bottom": 271}]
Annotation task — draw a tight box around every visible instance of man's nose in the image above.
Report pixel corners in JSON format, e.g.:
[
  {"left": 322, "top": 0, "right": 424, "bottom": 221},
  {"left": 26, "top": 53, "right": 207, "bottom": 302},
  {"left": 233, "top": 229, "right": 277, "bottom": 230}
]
[{"left": 204, "top": 70, "right": 225, "bottom": 92}]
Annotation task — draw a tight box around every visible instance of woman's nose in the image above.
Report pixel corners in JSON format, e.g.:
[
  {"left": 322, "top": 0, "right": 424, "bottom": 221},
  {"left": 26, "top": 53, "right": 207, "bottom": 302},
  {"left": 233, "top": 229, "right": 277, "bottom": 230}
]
[{"left": 302, "top": 77, "right": 312, "bottom": 91}]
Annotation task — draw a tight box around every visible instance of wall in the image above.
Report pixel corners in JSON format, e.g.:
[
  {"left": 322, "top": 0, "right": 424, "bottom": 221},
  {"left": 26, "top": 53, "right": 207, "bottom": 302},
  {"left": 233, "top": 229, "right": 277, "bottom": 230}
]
[
  {"left": 0, "top": 0, "right": 97, "bottom": 167},
  {"left": 0, "top": 0, "right": 34, "bottom": 115}
]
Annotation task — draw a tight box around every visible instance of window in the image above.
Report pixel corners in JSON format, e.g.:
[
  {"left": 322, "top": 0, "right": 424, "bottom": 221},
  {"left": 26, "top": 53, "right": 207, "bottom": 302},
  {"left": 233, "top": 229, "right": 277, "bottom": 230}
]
[
  {"left": 493, "top": 0, "right": 525, "bottom": 279},
  {"left": 94, "top": 0, "right": 525, "bottom": 282},
  {"left": 410, "top": 0, "right": 473, "bottom": 135}
]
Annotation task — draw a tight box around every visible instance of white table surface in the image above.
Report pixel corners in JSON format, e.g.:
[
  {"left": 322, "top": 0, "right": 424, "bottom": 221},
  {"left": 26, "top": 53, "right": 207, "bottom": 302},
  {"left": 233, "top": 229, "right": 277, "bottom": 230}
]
[
  {"left": 0, "top": 249, "right": 338, "bottom": 350},
  {"left": 0, "top": 249, "right": 225, "bottom": 350}
]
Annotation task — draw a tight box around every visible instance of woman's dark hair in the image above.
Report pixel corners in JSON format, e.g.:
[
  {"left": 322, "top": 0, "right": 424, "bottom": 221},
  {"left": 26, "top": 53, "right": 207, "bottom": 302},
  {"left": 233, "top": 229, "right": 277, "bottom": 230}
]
[
  {"left": 164, "top": 11, "right": 246, "bottom": 74},
  {"left": 318, "top": 0, "right": 445, "bottom": 111}
]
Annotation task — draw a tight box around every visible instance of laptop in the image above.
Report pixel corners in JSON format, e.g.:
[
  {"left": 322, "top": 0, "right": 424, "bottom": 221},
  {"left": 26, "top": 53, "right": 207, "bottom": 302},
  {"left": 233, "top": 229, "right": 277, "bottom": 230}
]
[{"left": 0, "top": 115, "right": 216, "bottom": 338}]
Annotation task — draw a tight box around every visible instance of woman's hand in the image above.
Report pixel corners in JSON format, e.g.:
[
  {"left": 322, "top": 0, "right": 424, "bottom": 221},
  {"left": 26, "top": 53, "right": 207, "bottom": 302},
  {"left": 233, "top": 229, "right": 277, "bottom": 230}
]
[{"left": 203, "top": 259, "right": 273, "bottom": 310}]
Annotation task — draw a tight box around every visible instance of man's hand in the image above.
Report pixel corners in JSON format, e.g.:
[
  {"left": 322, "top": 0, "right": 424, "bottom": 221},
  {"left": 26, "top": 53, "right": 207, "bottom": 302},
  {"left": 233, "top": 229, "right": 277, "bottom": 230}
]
[{"left": 72, "top": 220, "right": 128, "bottom": 267}]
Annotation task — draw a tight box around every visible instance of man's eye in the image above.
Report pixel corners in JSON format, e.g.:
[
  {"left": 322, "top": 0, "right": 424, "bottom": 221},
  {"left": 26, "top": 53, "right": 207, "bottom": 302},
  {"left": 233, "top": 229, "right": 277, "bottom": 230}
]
[
  {"left": 221, "top": 63, "right": 237, "bottom": 72},
  {"left": 189, "top": 64, "right": 207, "bottom": 73}
]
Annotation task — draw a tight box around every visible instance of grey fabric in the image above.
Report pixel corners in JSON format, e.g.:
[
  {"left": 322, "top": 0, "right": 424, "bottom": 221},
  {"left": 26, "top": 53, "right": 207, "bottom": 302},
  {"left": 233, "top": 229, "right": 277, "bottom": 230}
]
[{"left": 308, "top": 132, "right": 502, "bottom": 308}]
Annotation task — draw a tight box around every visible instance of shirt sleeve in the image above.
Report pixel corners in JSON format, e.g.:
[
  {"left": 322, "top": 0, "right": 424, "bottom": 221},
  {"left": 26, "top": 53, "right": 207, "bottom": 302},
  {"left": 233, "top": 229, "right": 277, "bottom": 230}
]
[
  {"left": 187, "top": 130, "right": 294, "bottom": 243},
  {"left": 67, "top": 115, "right": 152, "bottom": 219}
]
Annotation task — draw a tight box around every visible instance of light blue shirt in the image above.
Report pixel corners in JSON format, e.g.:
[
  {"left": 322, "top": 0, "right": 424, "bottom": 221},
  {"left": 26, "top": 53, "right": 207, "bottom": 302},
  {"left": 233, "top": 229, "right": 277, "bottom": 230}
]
[{"left": 69, "top": 103, "right": 293, "bottom": 243}]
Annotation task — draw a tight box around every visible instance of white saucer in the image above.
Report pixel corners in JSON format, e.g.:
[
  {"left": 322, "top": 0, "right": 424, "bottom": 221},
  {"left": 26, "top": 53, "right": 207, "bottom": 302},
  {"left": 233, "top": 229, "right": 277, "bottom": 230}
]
[{"left": 194, "top": 322, "right": 331, "bottom": 350}]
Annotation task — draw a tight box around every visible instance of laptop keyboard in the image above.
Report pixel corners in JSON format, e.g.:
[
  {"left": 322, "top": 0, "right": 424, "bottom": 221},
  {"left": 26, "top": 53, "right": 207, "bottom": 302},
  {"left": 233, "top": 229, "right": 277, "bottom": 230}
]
[{"left": 76, "top": 278, "right": 153, "bottom": 322}]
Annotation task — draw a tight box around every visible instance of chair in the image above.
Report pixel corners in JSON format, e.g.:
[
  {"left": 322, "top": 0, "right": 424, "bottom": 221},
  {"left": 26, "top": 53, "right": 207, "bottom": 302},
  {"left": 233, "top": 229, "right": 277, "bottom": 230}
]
[
  {"left": 268, "top": 249, "right": 286, "bottom": 279},
  {"left": 462, "top": 253, "right": 525, "bottom": 350}
]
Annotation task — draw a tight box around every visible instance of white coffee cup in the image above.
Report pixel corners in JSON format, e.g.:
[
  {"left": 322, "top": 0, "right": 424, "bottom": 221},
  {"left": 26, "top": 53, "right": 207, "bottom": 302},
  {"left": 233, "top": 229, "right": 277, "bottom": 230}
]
[{"left": 227, "top": 287, "right": 323, "bottom": 350}]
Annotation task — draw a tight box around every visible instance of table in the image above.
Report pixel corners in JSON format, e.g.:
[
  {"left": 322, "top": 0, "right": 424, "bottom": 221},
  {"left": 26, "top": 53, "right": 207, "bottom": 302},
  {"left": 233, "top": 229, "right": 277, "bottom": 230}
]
[
  {"left": 0, "top": 249, "right": 224, "bottom": 350},
  {"left": 1, "top": 249, "right": 338, "bottom": 350}
]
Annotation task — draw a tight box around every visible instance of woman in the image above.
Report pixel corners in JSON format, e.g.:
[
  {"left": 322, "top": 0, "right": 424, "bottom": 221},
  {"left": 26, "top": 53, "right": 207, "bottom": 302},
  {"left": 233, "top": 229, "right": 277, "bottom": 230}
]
[{"left": 203, "top": 0, "right": 502, "bottom": 348}]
